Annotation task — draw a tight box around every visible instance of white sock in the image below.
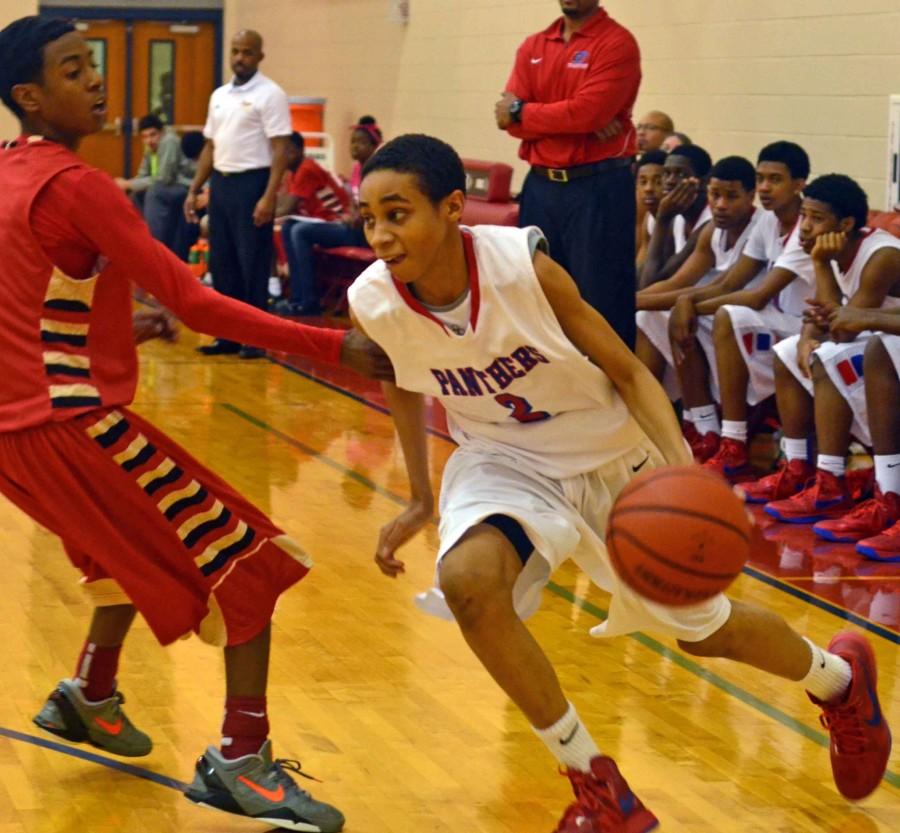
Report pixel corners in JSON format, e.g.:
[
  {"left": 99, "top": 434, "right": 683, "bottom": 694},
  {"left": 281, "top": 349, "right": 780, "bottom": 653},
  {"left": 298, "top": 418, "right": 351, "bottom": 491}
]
[
  {"left": 533, "top": 702, "right": 600, "bottom": 773},
  {"left": 801, "top": 638, "right": 853, "bottom": 703},
  {"left": 689, "top": 407, "right": 720, "bottom": 436},
  {"left": 782, "top": 437, "right": 808, "bottom": 463},
  {"left": 268, "top": 276, "right": 282, "bottom": 297},
  {"left": 721, "top": 420, "right": 748, "bottom": 443},
  {"left": 817, "top": 454, "right": 846, "bottom": 477},
  {"left": 874, "top": 453, "right": 900, "bottom": 496}
]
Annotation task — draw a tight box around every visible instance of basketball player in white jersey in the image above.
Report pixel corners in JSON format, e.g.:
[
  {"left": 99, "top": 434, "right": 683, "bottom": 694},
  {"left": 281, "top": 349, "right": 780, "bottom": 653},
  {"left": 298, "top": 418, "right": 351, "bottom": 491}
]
[
  {"left": 636, "top": 157, "right": 760, "bottom": 456},
  {"left": 757, "top": 175, "right": 900, "bottom": 527},
  {"left": 638, "top": 144, "right": 713, "bottom": 289},
  {"left": 347, "top": 135, "right": 891, "bottom": 832},
  {"left": 634, "top": 150, "right": 666, "bottom": 270},
  {"left": 666, "top": 143, "right": 813, "bottom": 475}
]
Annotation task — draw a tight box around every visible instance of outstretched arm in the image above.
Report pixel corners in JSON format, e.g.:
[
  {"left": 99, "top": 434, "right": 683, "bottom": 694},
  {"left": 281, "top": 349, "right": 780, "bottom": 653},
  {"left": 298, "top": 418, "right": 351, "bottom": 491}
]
[
  {"left": 348, "top": 311, "right": 433, "bottom": 576},
  {"left": 534, "top": 250, "right": 690, "bottom": 466}
]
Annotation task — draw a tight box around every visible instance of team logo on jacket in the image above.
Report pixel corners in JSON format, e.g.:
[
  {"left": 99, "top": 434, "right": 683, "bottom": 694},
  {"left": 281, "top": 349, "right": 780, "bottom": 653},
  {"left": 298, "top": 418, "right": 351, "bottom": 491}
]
[{"left": 568, "top": 50, "right": 590, "bottom": 69}]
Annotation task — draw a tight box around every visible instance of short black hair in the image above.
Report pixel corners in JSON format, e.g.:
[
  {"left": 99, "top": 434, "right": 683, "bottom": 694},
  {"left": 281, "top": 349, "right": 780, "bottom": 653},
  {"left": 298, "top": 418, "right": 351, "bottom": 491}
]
[
  {"left": 669, "top": 131, "right": 691, "bottom": 146},
  {"left": 289, "top": 130, "right": 305, "bottom": 153},
  {"left": 362, "top": 134, "right": 467, "bottom": 204},
  {"left": 180, "top": 130, "right": 205, "bottom": 160},
  {"left": 137, "top": 114, "right": 164, "bottom": 132},
  {"left": 709, "top": 156, "right": 756, "bottom": 192},
  {"left": 757, "top": 141, "right": 810, "bottom": 180},
  {"left": 804, "top": 174, "right": 869, "bottom": 232},
  {"left": 667, "top": 144, "right": 712, "bottom": 178},
  {"left": 0, "top": 16, "right": 76, "bottom": 118},
  {"left": 637, "top": 150, "right": 667, "bottom": 170}
]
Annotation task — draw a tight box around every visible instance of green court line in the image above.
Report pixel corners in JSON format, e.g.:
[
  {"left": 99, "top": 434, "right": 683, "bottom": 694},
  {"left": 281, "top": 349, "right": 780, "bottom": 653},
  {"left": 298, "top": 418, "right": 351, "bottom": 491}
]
[{"left": 221, "top": 403, "right": 900, "bottom": 790}]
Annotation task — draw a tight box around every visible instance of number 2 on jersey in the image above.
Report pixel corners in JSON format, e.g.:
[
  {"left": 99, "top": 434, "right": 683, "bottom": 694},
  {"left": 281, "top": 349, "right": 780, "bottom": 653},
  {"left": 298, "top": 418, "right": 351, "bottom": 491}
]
[{"left": 494, "top": 393, "right": 550, "bottom": 423}]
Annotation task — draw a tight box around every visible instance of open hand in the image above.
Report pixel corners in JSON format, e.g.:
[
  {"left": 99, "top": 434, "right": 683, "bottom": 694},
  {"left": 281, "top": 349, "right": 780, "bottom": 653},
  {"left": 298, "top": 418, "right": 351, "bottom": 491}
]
[
  {"left": 375, "top": 500, "right": 432, "bottom": 578},
  {"left": 810, "top": 231, "right": 847, "bottom": 263},
  {"left": 657, "top": 178, "right": 700, "bottom": 222}
]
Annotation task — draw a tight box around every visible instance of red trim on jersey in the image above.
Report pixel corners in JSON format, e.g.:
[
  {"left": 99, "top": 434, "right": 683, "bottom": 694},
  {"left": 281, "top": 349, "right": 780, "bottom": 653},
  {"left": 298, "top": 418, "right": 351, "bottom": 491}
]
[{"left": 391, "top": 229, "right": 481, "bottom": 335}]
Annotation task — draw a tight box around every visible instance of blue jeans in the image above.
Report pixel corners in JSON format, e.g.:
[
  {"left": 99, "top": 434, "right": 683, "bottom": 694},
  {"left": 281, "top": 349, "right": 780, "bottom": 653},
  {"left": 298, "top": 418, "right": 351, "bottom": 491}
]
[{"left": 281, "top": 219, "right": 367, "bottom": 306}]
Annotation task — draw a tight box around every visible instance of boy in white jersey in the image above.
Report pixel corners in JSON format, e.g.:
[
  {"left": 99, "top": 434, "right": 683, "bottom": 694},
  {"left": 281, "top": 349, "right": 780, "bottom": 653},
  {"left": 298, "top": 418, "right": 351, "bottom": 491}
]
[
  {"left": 636, "top": 157, "right": 760, "bottom": 455},
  {"left": 758, "top": 175, "right": 900, "bottom": 530},
  {"left": 666, "top": 142, "right": 813, "bottom": 476},
  {"left": 634, "top": 150, "right": 666, "bottom": 270},
  {"left": 638, "top": 144, "right": 713, "bottom": 290},
  {"left": 348, "top": 135, "right": 891, "bottom": 832}
]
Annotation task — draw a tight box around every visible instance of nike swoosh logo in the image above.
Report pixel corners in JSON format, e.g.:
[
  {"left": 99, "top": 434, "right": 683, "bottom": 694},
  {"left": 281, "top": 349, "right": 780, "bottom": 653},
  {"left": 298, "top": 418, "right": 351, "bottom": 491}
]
[
  {"left": 560, "top": 725, "right": 579, "bottom": 745},
  {"left": 888, "top": 463, "right": 900, "bottom": 468},
  {"left": 237, "top": 710, "right": 266, "bottom": 718},
  {"left": 94, "top": 716, "right": 123, "bottom": 735},
  {"left": 632, "top": 455, "right": 650, "bottom": 473},
  {"left": 530, "top": 57, "right": 542, "bottom": 63},
  {"left": 237, "top": 775, "right": 285, "bottom": 803}
]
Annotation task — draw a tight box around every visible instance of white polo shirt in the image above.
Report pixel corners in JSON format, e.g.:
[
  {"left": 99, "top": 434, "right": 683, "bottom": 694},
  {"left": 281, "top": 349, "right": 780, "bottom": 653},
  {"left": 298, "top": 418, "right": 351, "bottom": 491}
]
[{"left": 203, "top": 71, "right": 291, "bottom": 173}]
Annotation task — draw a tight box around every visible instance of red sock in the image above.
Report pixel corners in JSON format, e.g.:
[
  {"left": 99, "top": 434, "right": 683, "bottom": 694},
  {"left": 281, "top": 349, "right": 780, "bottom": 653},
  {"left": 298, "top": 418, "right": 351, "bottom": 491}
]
[
  {"left": 221, "top": 696, "right": 269, "bottom": 759},
  {"left": 75, "top": 642, "right": 122, "bottom": 702}
]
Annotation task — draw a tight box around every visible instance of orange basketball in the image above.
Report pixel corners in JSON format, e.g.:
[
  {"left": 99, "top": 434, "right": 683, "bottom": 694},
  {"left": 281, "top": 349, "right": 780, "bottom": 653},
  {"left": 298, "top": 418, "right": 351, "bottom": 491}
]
[{"left": 606, "top": 466, "right": 751, "bottom": 606}]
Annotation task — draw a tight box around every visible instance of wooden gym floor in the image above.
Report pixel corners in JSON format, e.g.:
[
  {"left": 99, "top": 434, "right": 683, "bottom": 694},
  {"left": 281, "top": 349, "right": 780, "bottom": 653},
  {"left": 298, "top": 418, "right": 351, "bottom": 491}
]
[{"left": 0, "top": 322, "right": 897, "bottom": 833}]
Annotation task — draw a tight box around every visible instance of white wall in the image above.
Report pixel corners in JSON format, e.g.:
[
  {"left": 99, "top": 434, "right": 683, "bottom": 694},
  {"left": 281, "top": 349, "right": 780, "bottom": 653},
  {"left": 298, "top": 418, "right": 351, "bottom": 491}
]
[
  {"left": 0, "top": 1, "right": 39, "bottom": 139},
  {"left": 224, "top": 0, "right": 900, "bottom": 205}
]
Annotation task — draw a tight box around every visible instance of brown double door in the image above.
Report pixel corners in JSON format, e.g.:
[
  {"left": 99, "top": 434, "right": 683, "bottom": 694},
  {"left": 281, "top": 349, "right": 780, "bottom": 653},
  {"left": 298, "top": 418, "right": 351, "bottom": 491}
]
[{"left": 76, "top": 19, "right": 216, "bottom": 177}]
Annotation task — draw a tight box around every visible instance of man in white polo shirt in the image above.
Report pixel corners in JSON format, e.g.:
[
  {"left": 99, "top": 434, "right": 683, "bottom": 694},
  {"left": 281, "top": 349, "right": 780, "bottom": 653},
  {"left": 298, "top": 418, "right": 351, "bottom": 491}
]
[{"left": 185, "top": 29, "right": 291, "bottom": 358}]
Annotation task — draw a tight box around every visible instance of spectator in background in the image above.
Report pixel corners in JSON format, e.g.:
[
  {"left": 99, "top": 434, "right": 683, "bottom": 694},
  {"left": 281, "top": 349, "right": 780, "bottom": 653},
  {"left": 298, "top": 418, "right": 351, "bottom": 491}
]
[
  {"left": 662, "top": 130, "right": 692, "bottom": 153},
  {"left": 185, "top": 29, "right": 292, "bottom": 358},
  {"left": 636, "top": 109, "right": 674, "bottom": 153},
  {"left": 273, "top": 117, "right": 382, "bottom": 317},
  {"left": 497, "top": 0, "right": 641, "bottom": 347},
  {"left": 635, "top": 149, "right": 667, "bottom": 269},
  {"left": 278, "top": 131, "right": 350, "bottom": 221}
]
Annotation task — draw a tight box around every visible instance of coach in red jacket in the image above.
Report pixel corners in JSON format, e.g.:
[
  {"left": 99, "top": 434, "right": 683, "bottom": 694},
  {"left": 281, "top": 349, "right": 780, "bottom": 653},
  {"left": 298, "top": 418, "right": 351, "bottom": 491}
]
[{"left": 496, "top": 0, "right": 641, "bottom": 347}]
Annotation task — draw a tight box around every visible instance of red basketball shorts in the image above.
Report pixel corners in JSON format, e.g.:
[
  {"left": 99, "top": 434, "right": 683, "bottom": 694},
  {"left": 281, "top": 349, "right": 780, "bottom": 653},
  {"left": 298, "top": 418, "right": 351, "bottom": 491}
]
[{"left": 0, "top": 407, "right": 311, "bottom": 647}]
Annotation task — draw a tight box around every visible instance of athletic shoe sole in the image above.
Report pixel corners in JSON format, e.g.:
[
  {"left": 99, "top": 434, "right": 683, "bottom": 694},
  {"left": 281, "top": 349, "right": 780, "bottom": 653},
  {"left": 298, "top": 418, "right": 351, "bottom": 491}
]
[{"left": 186, "top": 793, "right": 330, "bottom": 832}]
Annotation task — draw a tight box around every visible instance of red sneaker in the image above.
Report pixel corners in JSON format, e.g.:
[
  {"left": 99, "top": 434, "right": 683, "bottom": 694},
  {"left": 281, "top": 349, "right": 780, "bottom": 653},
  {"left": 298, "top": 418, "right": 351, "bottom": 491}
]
[
  {"left": 856, "top": 517, "right": 900, "bottom": 562},
  {"left": 846, "top": 467, "right": 875, "bottom": 501},
  {"left": 814, "top": 490, "right": 900, "bottom": 542},
  {"left": 740, "top": 459, "right": 814, "bottom": 504},
  {"left": 703, "top": 437, "right": 751, "bottom": 479},
  {"left": 682, "top": 420, "right": 701, "bottom": 447},
  {"left": 764, "top": 470, "right": 854, "bottom": 524},
  {"left": 690, "top": 431, "right": 720, "bottom": 464},
  {"left": 556, "top": 756, "right": 658, "bottom": 833},
  {"left": 809, "top": 632, "right": 892, "bottom": 801}
]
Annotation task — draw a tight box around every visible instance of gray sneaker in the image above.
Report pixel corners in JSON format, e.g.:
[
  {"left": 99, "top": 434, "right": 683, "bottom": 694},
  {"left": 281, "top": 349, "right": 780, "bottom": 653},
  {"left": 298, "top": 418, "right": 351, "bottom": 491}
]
[
  {"left": 184, "top": 740, "right": 344, "bottom": 832},
  {"left": 33, "top": 678, "right": 152, "bottom": 757}
]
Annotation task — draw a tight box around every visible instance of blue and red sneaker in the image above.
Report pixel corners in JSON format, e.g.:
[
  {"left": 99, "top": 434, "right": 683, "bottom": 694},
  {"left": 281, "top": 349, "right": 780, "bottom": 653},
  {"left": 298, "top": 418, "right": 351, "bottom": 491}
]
[
  {"left": 556, "top": 756, "right": 658, "bottom": 833},
  {"left": 809, "top": 631, "right": 892, "bottom": 801},
  {"left": 765, "top": 470, "right": 854, "bottom": 523}
]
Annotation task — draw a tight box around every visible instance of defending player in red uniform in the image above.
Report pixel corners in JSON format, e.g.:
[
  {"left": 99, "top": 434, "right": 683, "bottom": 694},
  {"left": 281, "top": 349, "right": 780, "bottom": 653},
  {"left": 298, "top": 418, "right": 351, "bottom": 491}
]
[
  {"left": 0, "top": 17, "right": 391, "bottom": 832},
  {"left": 348, "top": 134, "right": 891, "bottom": 832}
]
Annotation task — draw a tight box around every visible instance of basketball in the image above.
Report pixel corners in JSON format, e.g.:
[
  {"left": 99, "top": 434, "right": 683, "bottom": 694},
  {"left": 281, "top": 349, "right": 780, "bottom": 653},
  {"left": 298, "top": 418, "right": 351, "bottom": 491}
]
[{"left": 607, "top": 466, "right": 751, "bottom": 606}]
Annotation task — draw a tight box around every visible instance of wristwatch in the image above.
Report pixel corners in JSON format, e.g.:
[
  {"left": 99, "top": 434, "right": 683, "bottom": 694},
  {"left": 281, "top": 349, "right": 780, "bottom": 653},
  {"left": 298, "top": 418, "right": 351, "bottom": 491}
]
[{"left": 509, "top": 98, "right": 525, "bottom": 124}]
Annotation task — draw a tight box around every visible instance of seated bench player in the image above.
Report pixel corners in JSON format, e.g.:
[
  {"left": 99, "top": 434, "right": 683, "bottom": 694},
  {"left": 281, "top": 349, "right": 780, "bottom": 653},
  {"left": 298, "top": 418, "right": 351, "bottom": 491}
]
[
  {"left": 666, "top": 142, "right": 813, "bottom": 473},
  {"left": 635, "top": 149, "right": 667, "bottom": 270},
  {"left": 746, "top": 176, "right": 900, "bottom": 528},
  {"left": 636, "top": 156, "right": 761, "bottom": 452},
  {"left": 639, "top": 143, "right": 713, "bottom": 289},
  {"left": 347, "top": 133, "right": 892, "bottom": 832}
]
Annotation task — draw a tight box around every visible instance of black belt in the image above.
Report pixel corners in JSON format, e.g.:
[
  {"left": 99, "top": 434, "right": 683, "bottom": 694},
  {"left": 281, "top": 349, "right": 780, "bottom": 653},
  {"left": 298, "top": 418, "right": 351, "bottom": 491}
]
[
  {"left": 531, "top": 157, "right": 632, "bottom": 183},
  {"left": 214, "top": 167, "right": 269, "bottom": 178}
]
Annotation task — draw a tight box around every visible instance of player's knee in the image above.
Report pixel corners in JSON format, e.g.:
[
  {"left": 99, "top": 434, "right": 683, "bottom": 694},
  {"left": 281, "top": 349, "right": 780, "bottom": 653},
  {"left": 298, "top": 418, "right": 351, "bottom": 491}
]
[
  {"left": 440, "top": 555, "right": 511, "bottom": 626},
  {"left": 864, "top": 336, "right": 890, "bottom": 375},
  {"left": 810, "top": 354, "right": 829, "bottom": 385},
  {"left": 712, "top": 307, "right": 734, "bottom": 345}
]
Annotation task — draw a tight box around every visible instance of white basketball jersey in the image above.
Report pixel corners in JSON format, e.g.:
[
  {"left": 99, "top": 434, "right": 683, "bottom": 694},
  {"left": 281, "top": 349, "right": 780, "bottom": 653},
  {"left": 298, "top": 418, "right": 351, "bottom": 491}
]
[
  {"left": 711, "top": 208, "right": 761, "bottom": 273},
  {"left": 644, "top": 212, "right": 656, "bottom": 238},
  {"left": 348, "top": 225, "right": 644, "bottom": 479},
  {"left": 831, "top": 228, "right": 900, "bottom": 309},
  {"left": 673, "top": 204, "right": 712, "bottom": 253}
]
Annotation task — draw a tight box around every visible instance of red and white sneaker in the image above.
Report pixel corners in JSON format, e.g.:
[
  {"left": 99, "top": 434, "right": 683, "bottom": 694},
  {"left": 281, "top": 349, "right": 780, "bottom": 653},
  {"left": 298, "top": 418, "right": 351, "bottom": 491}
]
[
  {"left": 703, "top": 438, "right": 751, "bottom": 479},
  {"left": 856, "top": 518, "right": 900, "bottom": 562},
  {"left": 690, "top": 431, "right": 720, "bottom": 464},
  {"left": 740, "top": 459, "right": 814, "bottom": 504},
  {"left": 813, "top": 490, "right": 900, "bottom": 542},
  {"left": 556, "top": 756, "right": 658, "bottom": 833},
  {"left": 846, "top": 467, "right": 875, "bottom": 501},
  {"left": 764, "top": 470, "right": 854, "bottom": 524},
  {"left": 809, "top": 632, "right": 892, "bottom": 801}
]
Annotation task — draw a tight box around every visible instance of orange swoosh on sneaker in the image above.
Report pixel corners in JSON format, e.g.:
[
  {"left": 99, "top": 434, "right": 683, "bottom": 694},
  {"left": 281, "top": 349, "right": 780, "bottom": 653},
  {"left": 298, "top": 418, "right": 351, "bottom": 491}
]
[
  {"left": 94, "top": 716, "right": 123, "bottom": 735},
  {"left": 237, "top": 775, "right": 285, "bottom": 803}
]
